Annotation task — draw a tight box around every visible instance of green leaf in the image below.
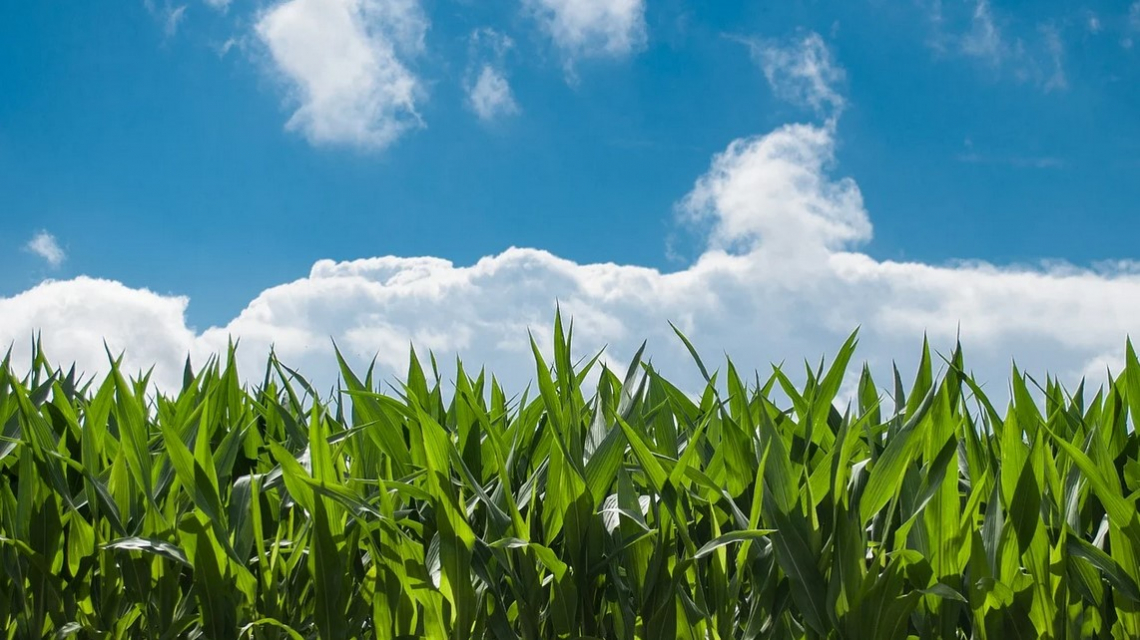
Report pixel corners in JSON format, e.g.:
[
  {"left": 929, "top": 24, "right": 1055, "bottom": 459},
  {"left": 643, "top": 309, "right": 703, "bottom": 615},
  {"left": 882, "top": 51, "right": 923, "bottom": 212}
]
[
  {"left": 860, "top": 382, "right": 937, "bottom": 522},
  {"left": 104, "top": 537, "right": 191, "bottom": 567},
  {"left": 691, "top": 529, "right": 776, "bottom": 560},
  {"left": 1067, "top": 537, "right": 1140, "bottom": 605}
]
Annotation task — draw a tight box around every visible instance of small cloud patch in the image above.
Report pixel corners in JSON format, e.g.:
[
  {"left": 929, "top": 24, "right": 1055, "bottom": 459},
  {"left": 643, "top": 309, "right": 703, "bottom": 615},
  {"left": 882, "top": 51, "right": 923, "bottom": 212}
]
[{"left": 25, "top": 231, "right": 66, "bottom": 269}]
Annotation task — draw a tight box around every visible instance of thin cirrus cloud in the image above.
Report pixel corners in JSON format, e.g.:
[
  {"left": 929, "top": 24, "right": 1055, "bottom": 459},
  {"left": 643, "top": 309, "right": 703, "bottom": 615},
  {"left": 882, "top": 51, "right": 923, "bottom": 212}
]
[
  {"left": 25, "top": 231, "right": 66, "bottom": 268},
  {"left": 958, "top": 0, "right": 1002, "bottom": 61},
  {"left": 1125, "top": 3, "right": 1140, "bottom": 48},
  {"left": 746, "top": 33, "right": 847, "bottom": 120},
  {"left": 926, "top": 0, "right": 1068, "bottom": 92},
  {"left": 3, "top": 32, "right": 1138, "bottom": 403},
  {"left": 143, "top": 0, "right": 189, "bottom": 38},
  {"left": 254, "top": 0, "right": 427, "bottom": 149},
  {"left": 956, "top": 152, "right": 1063, "bottom": 169}
]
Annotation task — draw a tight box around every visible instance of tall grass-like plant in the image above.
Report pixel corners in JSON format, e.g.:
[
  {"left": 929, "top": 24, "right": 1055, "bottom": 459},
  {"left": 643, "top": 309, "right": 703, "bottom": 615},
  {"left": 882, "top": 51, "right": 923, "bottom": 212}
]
[{"left": 1, "top": 314, "right": 1139, "bottom": 639}]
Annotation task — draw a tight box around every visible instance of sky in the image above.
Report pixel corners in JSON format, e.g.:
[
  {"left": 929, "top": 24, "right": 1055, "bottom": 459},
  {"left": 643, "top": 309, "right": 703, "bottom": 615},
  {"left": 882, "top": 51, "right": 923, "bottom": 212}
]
[{"left": 2, "top": 0, "right": 1140, "bottom": 399}]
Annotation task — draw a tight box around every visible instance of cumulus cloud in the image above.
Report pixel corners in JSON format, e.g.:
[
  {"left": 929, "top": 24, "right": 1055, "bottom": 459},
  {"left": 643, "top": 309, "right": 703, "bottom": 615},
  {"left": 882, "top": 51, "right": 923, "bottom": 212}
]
[
  {"left": 525, "top": 0, "right": 647, "bottom": 62},
  {"left": 25, "top": 231, "right": 66, "bottom": 268},
  {"left": 3, "top": 33, "right": 1136, "bottom": 404},
  {"left": 255, "top": 0, "right": 427, "bottom": 149},
  {"left": 747, "top": 32, "right": 846, "bottom": 119},
  {"left": 681, "top": 123, "right": 868, "bottom": 259}
]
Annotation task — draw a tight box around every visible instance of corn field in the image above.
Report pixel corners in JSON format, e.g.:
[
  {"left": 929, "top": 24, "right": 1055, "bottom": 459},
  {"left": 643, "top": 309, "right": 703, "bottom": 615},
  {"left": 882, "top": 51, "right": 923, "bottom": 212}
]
[{"left": 2, "top": 315, "right": 1140, "bottom": 639}]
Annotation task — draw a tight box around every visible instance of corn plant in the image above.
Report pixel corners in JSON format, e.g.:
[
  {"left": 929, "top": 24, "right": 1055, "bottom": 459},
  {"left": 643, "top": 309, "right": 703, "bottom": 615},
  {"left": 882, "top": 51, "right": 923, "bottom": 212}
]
[{"left": 1, "top": 313, "right": 1139, "bottom": 639}]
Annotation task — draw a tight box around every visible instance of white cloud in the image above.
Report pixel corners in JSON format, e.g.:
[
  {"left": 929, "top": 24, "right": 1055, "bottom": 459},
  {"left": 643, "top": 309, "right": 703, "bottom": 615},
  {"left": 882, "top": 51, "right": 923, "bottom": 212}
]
[
  {"left": 747, "top": 32, "right": 846, "bottom": 119},
  {"left": 204, "top": 0, "right": 230, "bottom": 11},
  {"left": 3, "top": 32, "right": 1137, "bottom": 405},
  {"left": 0, "top": 278, "right": 197, "bottom": 387},
  {"left": 525, "top": 0, "right": 647, "bottom": 61},
  {"left": 681, "top": 123, "right": 868, "bottom": 259},
  {"left": 925, "top": 1, "right": 1069, "bottom": 92},
  {"left": 4, "top": 120, "right": 1137, "bottom": 403},
  {"left": 165, "top": 5, "right": 188, "bottom": 37},
  {"left": 25, "top": 232, "right": 66, "bottom": 268},
  {"left": 468, "top": 66, "right": 520, "bottom": 121},
  {"left": 255, "top": 0, "right": 427, "bottom": 149},
  {"left": 216, "top": 37, "right": 240, "bottom": 58},
  {"left": 465, "top": 28, "right": 519, "bottom": 121}
]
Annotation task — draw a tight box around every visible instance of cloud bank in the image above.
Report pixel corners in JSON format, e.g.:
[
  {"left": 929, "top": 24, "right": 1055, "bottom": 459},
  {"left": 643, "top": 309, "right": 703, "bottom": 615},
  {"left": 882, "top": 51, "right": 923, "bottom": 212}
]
[{"left": 3, "top": 32, "right": 1136, "bottom": 403}]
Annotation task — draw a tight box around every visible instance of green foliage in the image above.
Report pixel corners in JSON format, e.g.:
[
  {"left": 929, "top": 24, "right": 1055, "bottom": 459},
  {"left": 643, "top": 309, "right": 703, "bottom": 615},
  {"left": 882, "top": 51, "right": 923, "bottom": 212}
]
[{"left": 1, "top": 319, "right": 1140, "bottom": 639}]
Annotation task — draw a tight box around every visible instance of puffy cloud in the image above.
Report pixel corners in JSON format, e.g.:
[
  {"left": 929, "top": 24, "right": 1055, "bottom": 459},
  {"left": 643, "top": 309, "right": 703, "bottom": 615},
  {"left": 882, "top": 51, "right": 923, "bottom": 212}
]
[
  {"left": 255, "top": 0, "right": 426, "bottom": 149},
  {"left": 0, "top": 278, "right": 197, "bottom": 387},
  {"left": 748, "top": 33, "right": 846, "bottom": 119},
  {"left": 525, "top": 0, "right": 646, "bottom": 62},
  {"left": 25, "top": 231, "right": 66, "bottom": 268},
  {"left": 686, "top": 35, "right": 863, "bottom": 259},
  {"left": 680, "top": 123, "right": 869, "bottom": 260}
]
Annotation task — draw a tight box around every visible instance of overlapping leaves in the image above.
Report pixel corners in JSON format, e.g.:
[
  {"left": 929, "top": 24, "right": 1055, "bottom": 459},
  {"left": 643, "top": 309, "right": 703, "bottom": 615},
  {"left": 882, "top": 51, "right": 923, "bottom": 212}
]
[{"left": 0, "top": 321, "right": 1139, "bottom": 639}]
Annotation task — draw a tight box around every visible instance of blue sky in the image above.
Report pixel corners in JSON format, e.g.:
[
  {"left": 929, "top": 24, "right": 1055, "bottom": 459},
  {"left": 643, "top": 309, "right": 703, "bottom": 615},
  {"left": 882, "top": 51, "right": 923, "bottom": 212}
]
[{"left": 2, "top": 0, "right": 1140, "bottom": 395}]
